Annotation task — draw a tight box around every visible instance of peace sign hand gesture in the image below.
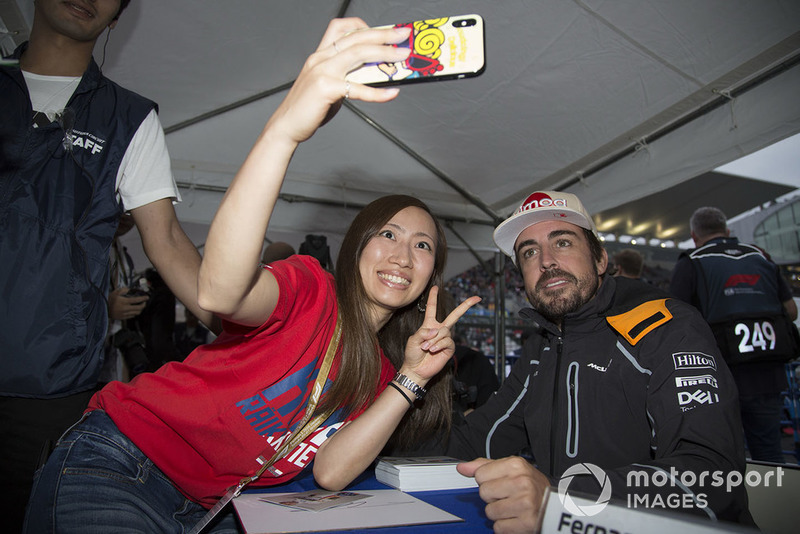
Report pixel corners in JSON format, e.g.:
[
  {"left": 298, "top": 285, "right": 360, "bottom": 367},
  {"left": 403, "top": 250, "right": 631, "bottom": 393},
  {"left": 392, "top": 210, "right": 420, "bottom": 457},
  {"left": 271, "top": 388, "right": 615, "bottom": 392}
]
[{"left": 400, "top": 286, "right": 482, "bottom": 387}]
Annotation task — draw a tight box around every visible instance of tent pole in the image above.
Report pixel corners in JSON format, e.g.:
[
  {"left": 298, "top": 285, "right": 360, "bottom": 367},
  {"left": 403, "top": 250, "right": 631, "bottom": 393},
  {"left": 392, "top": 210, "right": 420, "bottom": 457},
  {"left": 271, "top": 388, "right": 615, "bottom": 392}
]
[
  {"left": 335, "top": 0, "right": 352, "bottom": 18},
  {"left": 164, "top": 0, "right": 354, "bottom": 135},
  {"left": 174, "top": 182, "right": 497, "bottom": 228},
  {"left": 343, "top": 100, "right": 502, "bottom": 224},
  {"left": 444, "top": 221, "right": 492, "bottom": 276},
  {"left": 552, "top": 45, "right": 800, "bottom": 193},
  {"left": 494, "top": 252, "right": 506, "bottom": 383},
  {"left": 164, "top": 82, "right": 294, "bottom": 135}
]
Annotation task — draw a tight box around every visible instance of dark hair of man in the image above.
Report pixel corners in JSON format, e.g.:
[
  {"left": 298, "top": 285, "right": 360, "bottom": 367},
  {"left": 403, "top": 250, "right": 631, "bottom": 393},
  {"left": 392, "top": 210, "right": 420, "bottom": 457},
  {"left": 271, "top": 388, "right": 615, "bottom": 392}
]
[
  {"left": 584, "top": 228, "right": 605, "bottom": 265},
  {"left": 690, "top": 207, "right": 727, "bottom": 240},
  {"left": 321, "top": 195, "right": 452, "bottom": 450},
  {"left": 614, "top": 248, "right": 643, "bottom": 277},
  {"left": 114, "top": 0, "right": 132, "bottom": 21}
]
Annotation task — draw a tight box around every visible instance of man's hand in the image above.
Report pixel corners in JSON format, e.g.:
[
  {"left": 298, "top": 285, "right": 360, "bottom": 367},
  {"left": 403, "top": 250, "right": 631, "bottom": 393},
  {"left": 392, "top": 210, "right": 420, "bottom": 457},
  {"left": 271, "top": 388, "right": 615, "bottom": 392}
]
[
  {"left": 108, "top": 287, "right": 148, "bottom": 321},
  {"left": 458, "top": 457, "right": 551, "bottom": 534}
]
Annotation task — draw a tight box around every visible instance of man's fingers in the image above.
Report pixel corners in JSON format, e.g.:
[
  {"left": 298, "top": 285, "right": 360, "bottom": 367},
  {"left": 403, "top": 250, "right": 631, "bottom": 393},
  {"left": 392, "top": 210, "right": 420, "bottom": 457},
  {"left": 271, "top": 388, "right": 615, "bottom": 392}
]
[
  {"left": 462, "top": 456, "right": 543, "bottom": 485},
  {"left": 121, "top": 296, "right": 149, "bottom": 306},
  {"left": 458, "top": 457, "right": 549, "bottom": 533},
  {"left": 457, "top": 457, "right": 492, "bottom": 478}
]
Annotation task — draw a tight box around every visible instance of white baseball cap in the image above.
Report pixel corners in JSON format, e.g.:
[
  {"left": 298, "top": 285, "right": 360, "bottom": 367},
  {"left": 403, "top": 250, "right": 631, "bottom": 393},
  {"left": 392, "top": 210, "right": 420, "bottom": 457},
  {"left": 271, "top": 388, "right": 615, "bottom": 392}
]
[{"left": 493, "top": 191, "right": 598, "bottom": 261}]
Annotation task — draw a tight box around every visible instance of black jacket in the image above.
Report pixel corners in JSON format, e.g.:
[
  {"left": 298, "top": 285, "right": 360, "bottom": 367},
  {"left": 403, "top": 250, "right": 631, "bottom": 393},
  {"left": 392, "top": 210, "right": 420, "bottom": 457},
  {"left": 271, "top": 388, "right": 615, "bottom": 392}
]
[{"left": 449, "top": 276, "right": 752, "bottom": 524}]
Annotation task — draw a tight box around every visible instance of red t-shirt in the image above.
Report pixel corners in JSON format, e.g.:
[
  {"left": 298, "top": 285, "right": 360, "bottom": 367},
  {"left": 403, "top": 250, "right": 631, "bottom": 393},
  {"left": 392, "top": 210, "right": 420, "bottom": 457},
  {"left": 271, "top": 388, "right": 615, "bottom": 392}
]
[{"left": 89, "top": 256, "right": 395, "bottom": 507}]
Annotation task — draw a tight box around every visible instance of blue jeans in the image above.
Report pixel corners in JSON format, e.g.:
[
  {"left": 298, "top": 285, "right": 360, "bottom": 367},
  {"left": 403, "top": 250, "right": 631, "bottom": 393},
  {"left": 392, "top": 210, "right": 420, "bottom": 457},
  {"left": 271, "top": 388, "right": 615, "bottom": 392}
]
[{"left": 23, "top": 410, "right": 242, "bottom": 533}]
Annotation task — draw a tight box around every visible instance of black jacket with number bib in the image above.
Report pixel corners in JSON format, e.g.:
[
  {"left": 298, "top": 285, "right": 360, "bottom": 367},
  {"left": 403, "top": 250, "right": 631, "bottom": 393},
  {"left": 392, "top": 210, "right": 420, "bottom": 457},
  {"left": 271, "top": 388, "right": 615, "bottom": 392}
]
[{"left": 448, "top": 275, "right": 754, "bottom": 525}]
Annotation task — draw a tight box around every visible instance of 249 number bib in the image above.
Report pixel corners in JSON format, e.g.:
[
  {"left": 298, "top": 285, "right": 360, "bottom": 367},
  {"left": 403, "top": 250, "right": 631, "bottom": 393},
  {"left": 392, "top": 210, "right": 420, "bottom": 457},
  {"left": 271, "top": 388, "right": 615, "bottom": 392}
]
[
  {"left": 712, "top": 315, "right": 798, "bottom": 365},
  {"left": 734, "top": 320, "right": 777, "bottom": 354}
]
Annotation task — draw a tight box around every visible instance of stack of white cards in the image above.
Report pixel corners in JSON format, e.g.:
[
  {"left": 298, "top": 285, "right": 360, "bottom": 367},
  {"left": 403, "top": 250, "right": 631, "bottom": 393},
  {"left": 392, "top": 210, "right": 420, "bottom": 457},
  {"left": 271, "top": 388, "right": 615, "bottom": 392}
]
[{"left": 375, "top": 456, "right": 479, "bottom": 492}]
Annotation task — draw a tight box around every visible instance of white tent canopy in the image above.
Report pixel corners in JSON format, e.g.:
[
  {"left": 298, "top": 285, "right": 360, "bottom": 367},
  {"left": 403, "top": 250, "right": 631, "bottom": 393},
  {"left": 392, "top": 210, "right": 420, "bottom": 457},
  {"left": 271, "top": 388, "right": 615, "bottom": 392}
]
[{"left": 3, "top": 0, "right": 799, "bottom": 279}]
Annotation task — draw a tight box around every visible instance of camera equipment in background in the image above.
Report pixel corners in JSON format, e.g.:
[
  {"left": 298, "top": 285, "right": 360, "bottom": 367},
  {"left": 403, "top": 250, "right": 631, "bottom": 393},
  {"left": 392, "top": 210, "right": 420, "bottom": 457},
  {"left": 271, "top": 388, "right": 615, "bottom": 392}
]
[
  {"left": 110, "top": 327, "right": 148, "bottom": 376},
  {"left": 125, "top": 275, "right": 150, "bottom": 297}
]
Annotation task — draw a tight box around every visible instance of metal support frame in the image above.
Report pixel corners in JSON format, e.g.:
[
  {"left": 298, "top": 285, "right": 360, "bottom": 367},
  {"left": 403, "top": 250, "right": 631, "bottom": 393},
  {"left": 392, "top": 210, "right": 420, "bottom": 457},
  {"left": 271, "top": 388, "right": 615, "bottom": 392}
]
[{"left": 494, "top": 252, "right": 507, "bottom": 382}]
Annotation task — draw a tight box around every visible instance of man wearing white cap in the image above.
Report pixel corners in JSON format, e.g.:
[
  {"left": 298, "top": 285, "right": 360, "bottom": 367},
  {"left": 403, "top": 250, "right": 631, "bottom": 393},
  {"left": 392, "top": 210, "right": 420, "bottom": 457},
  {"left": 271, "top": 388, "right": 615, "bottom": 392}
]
[{"left": 448, "top": 191, "right": 753, "bottom": 532}]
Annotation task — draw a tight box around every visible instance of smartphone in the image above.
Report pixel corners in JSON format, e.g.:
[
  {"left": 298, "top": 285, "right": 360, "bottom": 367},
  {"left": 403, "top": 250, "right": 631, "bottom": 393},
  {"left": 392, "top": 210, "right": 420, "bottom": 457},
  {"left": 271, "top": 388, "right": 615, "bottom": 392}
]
[{"left": 345, "top": 14, "right": 485, "bottom": 87}]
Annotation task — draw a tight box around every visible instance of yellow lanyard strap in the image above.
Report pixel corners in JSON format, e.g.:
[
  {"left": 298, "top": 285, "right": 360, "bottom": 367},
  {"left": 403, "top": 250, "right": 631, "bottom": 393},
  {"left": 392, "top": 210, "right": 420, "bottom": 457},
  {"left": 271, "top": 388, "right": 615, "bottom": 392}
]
[
  {"left": 189, "top": 317, "right": 341, "bottom": 534},
  {"left": 247, "top": 317, "right": 341, "bottom": 482}
]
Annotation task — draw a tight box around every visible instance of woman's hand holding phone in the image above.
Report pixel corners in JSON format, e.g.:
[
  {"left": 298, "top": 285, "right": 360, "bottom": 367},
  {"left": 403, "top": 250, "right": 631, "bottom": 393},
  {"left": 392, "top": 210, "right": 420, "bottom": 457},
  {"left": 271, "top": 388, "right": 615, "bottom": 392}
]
[
  {"left": 266, "top": 18, "right": 411, "bottom": 146},
  {"left": 345, "top": 15, "right": 485, "bottom": 87}
]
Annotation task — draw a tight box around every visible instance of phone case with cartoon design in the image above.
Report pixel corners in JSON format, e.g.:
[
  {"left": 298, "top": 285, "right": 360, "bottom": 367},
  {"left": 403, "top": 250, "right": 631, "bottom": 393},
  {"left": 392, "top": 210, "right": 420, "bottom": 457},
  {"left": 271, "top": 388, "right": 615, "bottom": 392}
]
[{"left": 345, "top": 14, "right": 485, "bottom": 87}]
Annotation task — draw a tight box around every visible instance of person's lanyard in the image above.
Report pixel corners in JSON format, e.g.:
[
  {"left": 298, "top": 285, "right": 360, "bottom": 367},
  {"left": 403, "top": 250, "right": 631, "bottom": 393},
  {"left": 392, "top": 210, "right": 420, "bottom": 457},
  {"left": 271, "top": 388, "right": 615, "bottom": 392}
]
[{"left": 188, "top": 317, "right": 342, "bottom": 534}]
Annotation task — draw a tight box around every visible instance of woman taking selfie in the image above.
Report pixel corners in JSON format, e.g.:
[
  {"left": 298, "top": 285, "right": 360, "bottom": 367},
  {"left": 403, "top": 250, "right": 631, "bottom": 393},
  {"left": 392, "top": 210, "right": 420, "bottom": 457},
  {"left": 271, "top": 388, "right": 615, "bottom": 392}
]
[{"left": 25, "top": 17, "right": 479, "bottom": 533}]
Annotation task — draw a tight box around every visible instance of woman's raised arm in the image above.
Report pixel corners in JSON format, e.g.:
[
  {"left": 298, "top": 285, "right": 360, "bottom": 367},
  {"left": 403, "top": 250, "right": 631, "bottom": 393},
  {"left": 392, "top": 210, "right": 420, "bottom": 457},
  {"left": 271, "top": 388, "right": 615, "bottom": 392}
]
[{"left": 198, "top": 19, "right": 411, "bottom": 326}]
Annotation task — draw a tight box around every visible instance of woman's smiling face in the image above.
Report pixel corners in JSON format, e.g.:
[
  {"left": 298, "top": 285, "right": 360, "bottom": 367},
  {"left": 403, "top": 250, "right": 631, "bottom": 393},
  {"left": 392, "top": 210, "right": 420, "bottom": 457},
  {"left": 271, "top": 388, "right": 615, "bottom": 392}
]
[{"left": 358, "top": 206, "right": 437, "bottom": 330}]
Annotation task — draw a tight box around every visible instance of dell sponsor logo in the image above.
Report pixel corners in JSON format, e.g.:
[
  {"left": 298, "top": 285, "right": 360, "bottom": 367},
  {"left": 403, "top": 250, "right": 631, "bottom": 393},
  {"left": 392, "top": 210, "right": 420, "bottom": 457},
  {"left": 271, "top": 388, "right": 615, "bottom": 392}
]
[{"left": 678, "top": 389, "right": 719, "bottom": 408}]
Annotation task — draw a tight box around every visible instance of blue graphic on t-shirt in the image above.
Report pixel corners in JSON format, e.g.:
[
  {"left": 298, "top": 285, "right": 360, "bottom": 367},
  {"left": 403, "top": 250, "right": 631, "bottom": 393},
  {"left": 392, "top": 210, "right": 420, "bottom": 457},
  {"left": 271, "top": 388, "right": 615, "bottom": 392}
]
[{"left": 235, "top": 359, "right": 330, "bottom": 437}]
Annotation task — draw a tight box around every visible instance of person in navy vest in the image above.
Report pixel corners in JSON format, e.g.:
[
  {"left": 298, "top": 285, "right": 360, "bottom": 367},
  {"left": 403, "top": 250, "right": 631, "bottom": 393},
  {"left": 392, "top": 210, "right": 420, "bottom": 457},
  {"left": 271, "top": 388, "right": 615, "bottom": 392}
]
[
  {"left": 670, "top": 206, "right": 798, "bottom": 463},
  {"left": 0, "top": 2, "right": 218, "bottom": 530}
]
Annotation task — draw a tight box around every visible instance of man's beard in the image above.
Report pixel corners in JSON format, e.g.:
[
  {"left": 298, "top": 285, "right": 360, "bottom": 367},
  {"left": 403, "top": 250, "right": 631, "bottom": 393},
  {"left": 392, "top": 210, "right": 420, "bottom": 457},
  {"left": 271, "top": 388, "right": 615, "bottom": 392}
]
[{"left": 526, "top": 265, "right": 599, "bottom": 324}]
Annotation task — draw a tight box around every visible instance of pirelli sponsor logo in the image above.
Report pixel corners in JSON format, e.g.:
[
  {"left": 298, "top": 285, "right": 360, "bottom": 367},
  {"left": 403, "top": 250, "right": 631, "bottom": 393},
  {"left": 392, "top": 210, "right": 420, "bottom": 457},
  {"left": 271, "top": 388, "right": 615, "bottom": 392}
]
[
  {"left": 675, "top": 375, "right": 718, "bottom": 389},
  {"left": 672, "top": 352, "right": 716, "bottom": 371}
]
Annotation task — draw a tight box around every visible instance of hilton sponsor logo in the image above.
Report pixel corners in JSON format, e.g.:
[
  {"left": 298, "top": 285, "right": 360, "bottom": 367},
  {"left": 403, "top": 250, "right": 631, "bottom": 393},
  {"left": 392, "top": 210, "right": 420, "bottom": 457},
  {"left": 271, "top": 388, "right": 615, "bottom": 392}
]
[{"left": 672, "top": 352, "right": 717, "bottom": 371}]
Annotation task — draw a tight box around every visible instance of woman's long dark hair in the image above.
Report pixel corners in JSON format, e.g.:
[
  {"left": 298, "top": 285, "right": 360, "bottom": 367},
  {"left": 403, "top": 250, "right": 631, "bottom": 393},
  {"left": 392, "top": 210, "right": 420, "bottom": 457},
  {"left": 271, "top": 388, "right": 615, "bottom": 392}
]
[{"left": 318, "top": 195, "right": 452, "bottom": 449}]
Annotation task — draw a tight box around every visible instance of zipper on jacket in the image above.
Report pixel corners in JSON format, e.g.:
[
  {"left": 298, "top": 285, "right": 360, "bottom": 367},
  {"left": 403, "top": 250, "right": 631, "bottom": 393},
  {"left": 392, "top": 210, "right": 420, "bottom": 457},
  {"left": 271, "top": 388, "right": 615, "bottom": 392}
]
[
  {"left": 549, "top": 335, "right": 563, "bottom": 475},
  {"left": 565, "top": 362, "right": 579, "bottom": 458}
]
